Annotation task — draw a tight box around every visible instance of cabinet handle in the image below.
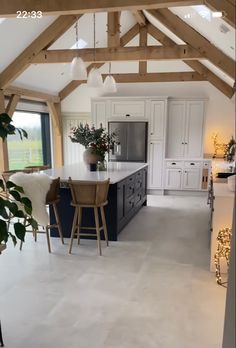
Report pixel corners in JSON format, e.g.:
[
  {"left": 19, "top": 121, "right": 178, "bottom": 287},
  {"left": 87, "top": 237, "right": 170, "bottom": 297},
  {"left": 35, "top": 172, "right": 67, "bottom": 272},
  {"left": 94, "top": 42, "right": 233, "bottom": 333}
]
[
  {"left": 178, "top": 170, "right": 182, "bottom": 173},
  {"left": 171, "top": 162, "right": 176, "bottom": 165},
  {"left": 190, "top": 163, "right": 195, "bottom": 165},
  {"left": 202, "top": 176, "right": 205, "bottom": 182},
  {"left": 150, "top": 132, "right": 153, "bottom": 135},
  {"left": 181, "top": 142, "right": 184, "bottom": 144},
  {"left": 185, "top": 142, "right": 188, "bottom": 145},
  {"left": 126, "top": 114, "right": 130, "bottom": 117}
]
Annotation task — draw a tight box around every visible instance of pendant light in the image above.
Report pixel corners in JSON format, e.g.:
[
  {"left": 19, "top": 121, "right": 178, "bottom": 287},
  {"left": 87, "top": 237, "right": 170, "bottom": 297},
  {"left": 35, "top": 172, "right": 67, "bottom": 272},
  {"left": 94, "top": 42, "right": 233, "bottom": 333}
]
[
  {"left": 87, "top": 13, "right": 103, "bottom": 88},
  {"left": 103, "top": 62, "right": 117, "bottom": 93},
  {"left": 70, "top": 21, "right": 87, "bottom": 80}
]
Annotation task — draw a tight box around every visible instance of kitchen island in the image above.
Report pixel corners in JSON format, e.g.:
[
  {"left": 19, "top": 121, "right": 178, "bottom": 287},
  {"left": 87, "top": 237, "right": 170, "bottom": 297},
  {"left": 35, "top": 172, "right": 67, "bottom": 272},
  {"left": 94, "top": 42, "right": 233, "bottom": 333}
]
[{"left": 44, "top": 162, "right": 148, "bottom": 241}]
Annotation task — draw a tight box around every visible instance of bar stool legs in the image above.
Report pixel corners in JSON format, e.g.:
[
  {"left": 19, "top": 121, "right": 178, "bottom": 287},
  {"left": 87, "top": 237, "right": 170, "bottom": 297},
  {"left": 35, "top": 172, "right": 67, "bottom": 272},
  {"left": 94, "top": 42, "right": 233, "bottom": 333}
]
[
  {"left": 0, "top": 320, "right": 4, "bottom": 347},
  {"left": 53, "top": 203, "right": 64, "bottom": 245},
  {"left": 69, "top": 206, "right": 109, "bottom": 255},
  {"left": 94, "top": 207, "right": 102, "bottom": 256},
  {"left": 100, "top": 206, "right": 109, "bottom": 247}
]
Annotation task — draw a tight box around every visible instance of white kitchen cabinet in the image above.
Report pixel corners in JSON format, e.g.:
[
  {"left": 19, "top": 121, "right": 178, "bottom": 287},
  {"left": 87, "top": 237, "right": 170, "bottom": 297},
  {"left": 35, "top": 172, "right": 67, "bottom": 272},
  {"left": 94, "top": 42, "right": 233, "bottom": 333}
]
[
  {"left": 165, "top": 168, "right": 182, "bottom": 189},
  {"left": 182, "top": 168, "right": 201, "bottom": 190},
  {"left": 148, "top": 141, "right": 164, "bottom": 189},
  {"left": 149, "top": 100, "right": 166, "bottom": 139},
  {"left": 184, "top": 101, "right": 205, "bottom": 158},
  {"left": 167, "top": 100, "right": 205, "bottom": 158},
  {"left": 92, "top": 101, "right": 107, "bottom": 128},
  {"left": 110, "top": 100, "right": 146, "bottom": 119}
]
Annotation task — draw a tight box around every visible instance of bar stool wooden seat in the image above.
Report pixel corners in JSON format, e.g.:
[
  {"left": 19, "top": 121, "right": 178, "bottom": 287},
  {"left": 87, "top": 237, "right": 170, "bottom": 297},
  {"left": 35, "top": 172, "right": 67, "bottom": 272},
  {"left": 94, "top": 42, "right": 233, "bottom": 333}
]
[
  {"left": 68, "top": 178, "right": 110, "bottom": 255},
  {"left": 19, "top": 177, "right": 64, "bottom": 253}
]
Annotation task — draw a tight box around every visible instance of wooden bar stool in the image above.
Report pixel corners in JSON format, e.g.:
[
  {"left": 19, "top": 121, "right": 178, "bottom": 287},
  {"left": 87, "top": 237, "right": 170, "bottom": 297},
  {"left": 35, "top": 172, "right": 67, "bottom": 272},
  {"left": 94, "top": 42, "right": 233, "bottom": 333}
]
[
  {"left": 68, "top": 178, "right": 110, "bottom": 255},
  {"left": 19, "top": 177, "right": 64, "bottom": 253}
]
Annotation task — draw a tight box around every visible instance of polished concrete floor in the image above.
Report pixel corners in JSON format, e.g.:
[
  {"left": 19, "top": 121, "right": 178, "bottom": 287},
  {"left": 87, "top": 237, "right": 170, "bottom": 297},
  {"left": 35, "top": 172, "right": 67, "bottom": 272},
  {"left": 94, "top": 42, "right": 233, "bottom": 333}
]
[{"left": 0, "top": 196, "right": 226, "bottom": 348}]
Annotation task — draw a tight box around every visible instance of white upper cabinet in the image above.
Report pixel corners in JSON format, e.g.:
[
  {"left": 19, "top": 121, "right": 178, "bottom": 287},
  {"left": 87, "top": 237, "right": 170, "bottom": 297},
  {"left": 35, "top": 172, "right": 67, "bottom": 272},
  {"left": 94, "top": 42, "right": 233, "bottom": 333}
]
[
  {"left": 149, "top": 100, "right": 166, "bottom": 139},
  {"left": 167, "top": 101, "right": 186, "bottom": 158},
  {"left": 92, "top": 101, "right": 107, "bottom": 128},
  {"left": 184, "top": 101, "right": 205, "bottom": 158},
  {"left": 167, "top": 99, "right": 205, "bottom": 158},
  {"left": 110, "top": 100, "right": 146, "bottom": 119}
]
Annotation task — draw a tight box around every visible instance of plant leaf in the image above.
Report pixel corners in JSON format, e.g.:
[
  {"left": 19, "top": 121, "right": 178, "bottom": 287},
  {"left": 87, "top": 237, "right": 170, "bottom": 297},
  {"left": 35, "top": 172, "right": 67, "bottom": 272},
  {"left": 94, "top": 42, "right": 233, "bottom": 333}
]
[
  {"left": 14, "top": 222, "right": 25, "bottom": 241},
  {"left": 0, "top": 219, "right": 8, "bottom": 243}
]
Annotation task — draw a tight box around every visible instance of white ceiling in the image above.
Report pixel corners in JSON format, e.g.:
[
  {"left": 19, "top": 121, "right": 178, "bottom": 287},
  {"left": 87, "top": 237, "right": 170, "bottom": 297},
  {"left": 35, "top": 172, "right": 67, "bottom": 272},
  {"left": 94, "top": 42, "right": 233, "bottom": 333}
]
[{"left": 1, "top": 7, "right": 235, "bottom": 95}]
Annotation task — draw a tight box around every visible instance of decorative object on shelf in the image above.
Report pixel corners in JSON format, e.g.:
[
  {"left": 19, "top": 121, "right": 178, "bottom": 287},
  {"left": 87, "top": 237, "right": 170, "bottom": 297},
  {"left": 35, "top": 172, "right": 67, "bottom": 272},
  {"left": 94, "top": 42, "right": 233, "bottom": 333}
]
[
  {"left": 214, "top": 227, "right": 232, "bottom": 287},
  {"left": 211, "top": 133, "right": 227, "bottom": 158},
  {"left": 69, "top": 123, "right": 116, "bottom": 170},
  {"left": 103, "top": 62, "right": 117, "bottom": 93},
  {"left": 224, "top": 136, "right": 236, "bottom": 162},
  {"left": 87, "top": 13, "right": 103, "bottom": 88}
]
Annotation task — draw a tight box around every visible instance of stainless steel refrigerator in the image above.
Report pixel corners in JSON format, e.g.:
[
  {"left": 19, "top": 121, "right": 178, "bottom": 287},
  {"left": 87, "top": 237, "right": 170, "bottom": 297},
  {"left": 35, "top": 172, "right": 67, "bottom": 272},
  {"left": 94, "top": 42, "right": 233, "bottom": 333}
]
[{"left": 109, "top": 122, "right": 148, "bottom": 162}]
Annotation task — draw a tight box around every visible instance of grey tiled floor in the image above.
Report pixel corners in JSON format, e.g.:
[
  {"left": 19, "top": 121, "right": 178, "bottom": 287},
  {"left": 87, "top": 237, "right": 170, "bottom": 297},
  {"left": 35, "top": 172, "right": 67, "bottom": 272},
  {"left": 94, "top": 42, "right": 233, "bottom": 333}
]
[{"left": 0, "top": 195, "right": 226, "bottom": 348}]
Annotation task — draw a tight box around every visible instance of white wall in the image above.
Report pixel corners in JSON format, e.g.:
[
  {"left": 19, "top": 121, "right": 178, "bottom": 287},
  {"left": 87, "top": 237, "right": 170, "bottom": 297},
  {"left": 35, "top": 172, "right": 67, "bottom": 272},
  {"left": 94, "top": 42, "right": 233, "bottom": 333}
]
[{"left": 61, "top": 81, "right": 236, "bottom": 155}]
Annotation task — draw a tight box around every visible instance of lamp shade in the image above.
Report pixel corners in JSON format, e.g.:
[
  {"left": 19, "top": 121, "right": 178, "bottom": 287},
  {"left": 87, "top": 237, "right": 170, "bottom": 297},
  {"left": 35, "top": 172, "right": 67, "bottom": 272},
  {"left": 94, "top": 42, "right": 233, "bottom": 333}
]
[
  {"left": 87, "top": 68, "right": 103, "bottom": 88},
  {"left": 103, "top": 75, "right": 117, "bottom": 93},
  {"left": 70, "top": 57, "right": 87, "bottom": 80}
]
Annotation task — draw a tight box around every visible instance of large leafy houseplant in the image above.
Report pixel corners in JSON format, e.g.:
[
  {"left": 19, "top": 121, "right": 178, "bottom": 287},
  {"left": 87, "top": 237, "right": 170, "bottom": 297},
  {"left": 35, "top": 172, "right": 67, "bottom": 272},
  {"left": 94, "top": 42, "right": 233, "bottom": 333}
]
[
  {"left": 0, "top": 113, "right": 38, "bottom": 251},
  {"left": 69, "top": 123, "right": 116, "bottom": 161}
]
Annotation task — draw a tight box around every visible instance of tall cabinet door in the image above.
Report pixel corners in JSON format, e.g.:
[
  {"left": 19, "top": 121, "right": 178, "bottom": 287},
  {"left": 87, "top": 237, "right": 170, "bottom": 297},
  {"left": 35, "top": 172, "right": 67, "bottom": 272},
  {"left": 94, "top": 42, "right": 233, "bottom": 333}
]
[
  {"left": 150, "top": 100, "right": 165, "bottom": 139},
  {"left": 184, "top": 101, "right": 204, "bottom": 158},
  {"left": 167, "top": 101, "right": 186, "bottom": 158},
  {"left": 92, "top": 101, "right": 107, "bottom": 128},
  {"left": 148, "top": 141, "right": 163, "bottom": 189}
]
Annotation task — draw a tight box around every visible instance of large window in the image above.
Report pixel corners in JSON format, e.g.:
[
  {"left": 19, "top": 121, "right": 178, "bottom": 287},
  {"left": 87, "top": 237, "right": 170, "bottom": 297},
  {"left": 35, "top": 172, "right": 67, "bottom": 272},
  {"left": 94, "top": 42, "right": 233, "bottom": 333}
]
[{"left": 8, "top": 111, "right": 51, "bottom": 170}]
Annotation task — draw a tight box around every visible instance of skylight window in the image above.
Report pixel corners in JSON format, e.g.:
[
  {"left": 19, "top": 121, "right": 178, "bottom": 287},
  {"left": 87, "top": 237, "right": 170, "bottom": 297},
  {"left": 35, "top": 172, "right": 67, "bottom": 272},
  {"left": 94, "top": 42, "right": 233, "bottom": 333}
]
[
  {"left": 191, "top": 5, "right": 223, "bottom": 21},
  {"left": 70, "top": 38, "right": 87, "bottom": 49}
]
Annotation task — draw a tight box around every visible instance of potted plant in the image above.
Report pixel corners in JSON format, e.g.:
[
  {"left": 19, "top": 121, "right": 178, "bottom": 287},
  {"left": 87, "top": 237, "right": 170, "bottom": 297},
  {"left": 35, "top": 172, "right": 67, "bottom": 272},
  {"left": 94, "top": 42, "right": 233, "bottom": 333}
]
[
  {"left": 224, "top": 136, "right": 236, "bottom": 162},
  {"left": 69, "top": 123, "right": 116, "bottom": 169},
  {"left": 0, "top": 113, "right": 38, "bottom": 253}
]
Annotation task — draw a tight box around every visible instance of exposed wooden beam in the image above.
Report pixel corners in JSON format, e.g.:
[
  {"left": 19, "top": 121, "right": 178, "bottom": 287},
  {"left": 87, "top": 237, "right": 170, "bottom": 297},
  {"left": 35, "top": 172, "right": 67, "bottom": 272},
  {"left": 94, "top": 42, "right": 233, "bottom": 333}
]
[
  {"left": 107, "top": 12, "right": 121, "bottom": 47},
  {"left": 147, "top": 23, "right": 235, "bottom": 98},
  {"left": 5, "top": 94, "right": 20, "bottom": 117},
  {"left": 4, "top": 86, "right": 60, "bottom": 102},
  {"left": 0, "top": 1, "right": 204, "bottom": 17},
  {"left": 33, "top": 45, "right": 204, "bottom": 64},
  {"left": 61, "top": 72, "right": 206, "bottom": 84},
  {"left": 47, "top": 101, "right": 63, "bottom": 167},
  {"left": 185, "top": 60, "right": 235, "bottom": 98},
  {"left": 132, "top": 10, "right": 147, "bottom": 26},
  {"left": 204, "top": 0, "right": 236, "bottom": 28},
  {"left": 59, "top": 24, "right": 140, "bottom": 100},
  {"left": 139, "top": 26, "right": 148, "bottom": 74},
  {"left": 0, "top": 15, "right": 82, "bottom": 88},
  {"left": 120, "top": 23, "right": 140, "bottom": 46},
  {"left": 147, "top": 9, "right": 235, "bottom": 79}
]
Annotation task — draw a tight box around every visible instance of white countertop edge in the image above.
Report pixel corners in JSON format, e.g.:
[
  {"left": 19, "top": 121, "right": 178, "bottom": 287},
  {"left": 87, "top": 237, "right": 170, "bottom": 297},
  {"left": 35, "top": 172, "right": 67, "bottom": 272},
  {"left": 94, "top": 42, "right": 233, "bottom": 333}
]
[{"left": 43, "top": 162, "right": 149, "bottom": 184}]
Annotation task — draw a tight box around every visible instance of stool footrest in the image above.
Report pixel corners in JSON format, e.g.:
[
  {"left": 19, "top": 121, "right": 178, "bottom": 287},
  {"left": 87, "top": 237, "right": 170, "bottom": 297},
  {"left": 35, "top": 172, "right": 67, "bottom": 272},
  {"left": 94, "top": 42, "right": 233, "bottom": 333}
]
[{"left": 80, "top": 226, "right": 103, "bottom": 231}]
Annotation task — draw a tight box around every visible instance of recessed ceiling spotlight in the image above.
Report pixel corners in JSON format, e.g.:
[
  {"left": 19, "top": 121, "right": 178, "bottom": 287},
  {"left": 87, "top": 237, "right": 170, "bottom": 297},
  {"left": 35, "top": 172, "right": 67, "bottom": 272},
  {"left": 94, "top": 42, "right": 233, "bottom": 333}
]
[
  {"left": 219, "top": 24, "right": 230, "bottom": 34},
  {"left": 184, "top": 13, "right": 192, "bottom": 19}
]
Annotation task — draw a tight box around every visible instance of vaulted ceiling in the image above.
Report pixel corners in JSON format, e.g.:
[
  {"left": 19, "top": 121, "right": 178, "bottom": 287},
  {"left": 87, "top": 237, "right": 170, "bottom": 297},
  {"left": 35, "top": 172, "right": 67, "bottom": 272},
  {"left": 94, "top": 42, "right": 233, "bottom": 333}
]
[{"left": 0, "top": 1, "right": 235, "bottom": 103}]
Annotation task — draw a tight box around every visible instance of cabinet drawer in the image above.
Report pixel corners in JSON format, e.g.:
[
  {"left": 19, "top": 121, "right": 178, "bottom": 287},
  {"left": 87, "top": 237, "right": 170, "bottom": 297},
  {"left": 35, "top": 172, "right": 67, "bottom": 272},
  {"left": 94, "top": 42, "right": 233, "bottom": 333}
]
[
  {"left": 125, "top": 175, "right": 135, "bottom": 198},
  {"left": 166, "top": 160, "right": 183, "bottom": 168},
  {"left": 125, "top": 195, "right": 135, "bottom": 215},
  {"left": 135, "top": 190, "right": 143, "bottom": 205},
  {"left": 111, "top": 100, "right": 146, "bottom": 118},
  {"left": 184, "top": 161, "right": 202, "bottom": 168},
  {"left": 135, "top": 171, "right": 143, "bottom": 189}
]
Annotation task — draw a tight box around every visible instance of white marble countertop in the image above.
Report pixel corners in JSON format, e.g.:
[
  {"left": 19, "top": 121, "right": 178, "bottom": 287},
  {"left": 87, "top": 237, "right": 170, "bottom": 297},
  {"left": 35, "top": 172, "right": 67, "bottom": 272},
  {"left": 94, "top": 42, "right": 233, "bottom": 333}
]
[{"left": 43, "top": 162, "right": 148, "bottom": 184}]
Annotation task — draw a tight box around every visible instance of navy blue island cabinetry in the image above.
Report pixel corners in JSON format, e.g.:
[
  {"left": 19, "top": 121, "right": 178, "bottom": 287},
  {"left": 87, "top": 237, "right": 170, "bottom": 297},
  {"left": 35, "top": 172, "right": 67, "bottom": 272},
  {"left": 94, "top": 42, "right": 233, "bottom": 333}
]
[{"left": 44, "top": 163, "right": 148, "bottom": 241}]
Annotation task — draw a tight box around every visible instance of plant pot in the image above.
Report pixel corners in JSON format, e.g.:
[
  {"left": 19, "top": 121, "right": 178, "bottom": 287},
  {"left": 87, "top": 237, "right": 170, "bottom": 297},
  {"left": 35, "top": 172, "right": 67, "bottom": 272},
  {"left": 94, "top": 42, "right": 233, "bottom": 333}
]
[{"left": 83, "top": 148, "right": 100, "bottom": 165}]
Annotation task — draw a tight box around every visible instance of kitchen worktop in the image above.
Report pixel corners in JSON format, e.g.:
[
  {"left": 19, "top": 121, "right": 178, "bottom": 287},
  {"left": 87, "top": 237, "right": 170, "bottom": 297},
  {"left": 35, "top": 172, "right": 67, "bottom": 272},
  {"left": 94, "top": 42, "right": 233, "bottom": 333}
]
[{"left": 43, "top": 162, "right": 148, "bottom": 184}]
